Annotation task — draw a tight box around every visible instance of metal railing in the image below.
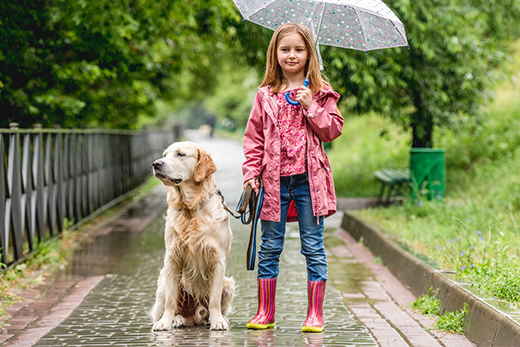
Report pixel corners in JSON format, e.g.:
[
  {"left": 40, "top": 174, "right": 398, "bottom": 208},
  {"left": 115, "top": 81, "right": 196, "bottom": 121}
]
[{"left": 1, "top": 123, "right": 179, "bottom": 266}]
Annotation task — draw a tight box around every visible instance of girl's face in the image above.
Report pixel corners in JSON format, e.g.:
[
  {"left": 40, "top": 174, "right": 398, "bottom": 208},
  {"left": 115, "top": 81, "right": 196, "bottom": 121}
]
[{"left": 277, "top": 32, "right": 308, "bottom": 76}]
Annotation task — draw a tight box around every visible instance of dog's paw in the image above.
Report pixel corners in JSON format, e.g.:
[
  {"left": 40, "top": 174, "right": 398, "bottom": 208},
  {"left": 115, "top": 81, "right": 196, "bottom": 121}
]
[
  {"left": 172, "top": 315, "right": 187, "bottom": 328},
  {"left": 210, "top": 316, "right": 229, "bottom": 331},
  {"left": 153, "top": 318, "right": 172, "bottom": 331}
]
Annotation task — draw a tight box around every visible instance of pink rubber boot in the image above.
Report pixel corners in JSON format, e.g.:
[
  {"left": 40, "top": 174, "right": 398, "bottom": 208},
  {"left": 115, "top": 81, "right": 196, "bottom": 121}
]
[
  {"left": 302, "top": 280, "right": 326, "bottom": 332},
  {"left": 247, "top": 278, "right": 277, "bottom": 329}
]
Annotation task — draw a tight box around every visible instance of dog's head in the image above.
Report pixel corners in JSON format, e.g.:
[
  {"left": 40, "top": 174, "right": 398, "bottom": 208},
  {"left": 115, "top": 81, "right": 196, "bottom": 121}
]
[{"left": 152, "top": 141, "right": 217, "bottom": 186}]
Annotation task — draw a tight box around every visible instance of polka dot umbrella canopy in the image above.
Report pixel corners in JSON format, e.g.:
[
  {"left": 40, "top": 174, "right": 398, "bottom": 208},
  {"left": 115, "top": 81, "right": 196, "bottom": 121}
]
[{"left": 233, "top": 0, "right": 408, "bottom": 68}]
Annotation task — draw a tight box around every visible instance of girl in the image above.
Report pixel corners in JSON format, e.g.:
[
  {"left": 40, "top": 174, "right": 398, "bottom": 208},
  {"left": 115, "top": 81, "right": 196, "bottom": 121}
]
[{"left": 242, "top": 23, "right": 344, "bottom": 333}]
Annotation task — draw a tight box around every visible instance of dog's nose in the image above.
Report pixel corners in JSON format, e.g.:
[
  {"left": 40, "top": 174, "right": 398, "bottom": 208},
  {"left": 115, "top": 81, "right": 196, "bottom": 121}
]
[{"left": 152, "top": 160, "right": 164, "bottom": 169}]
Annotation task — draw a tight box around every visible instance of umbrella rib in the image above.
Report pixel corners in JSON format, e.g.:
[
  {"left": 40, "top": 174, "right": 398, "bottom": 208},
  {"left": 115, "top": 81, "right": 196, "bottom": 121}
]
[
  {"left": 352, "top": 7, "right": 368, "bottom": 52},
  {"left": 346, "top": 4, "right": 403, "bottom": 24},
  {"left": 315, "top": 2, "right": 327, "bottom": 49},
  {"left": 306, "top": 2, "right": 321, "bottom": 31},
  {"left": 388, "top": 20, "right": 409, "bottom": 47},
  {"left": 242, "top": 0, "right": 279, "bottom": 22}
]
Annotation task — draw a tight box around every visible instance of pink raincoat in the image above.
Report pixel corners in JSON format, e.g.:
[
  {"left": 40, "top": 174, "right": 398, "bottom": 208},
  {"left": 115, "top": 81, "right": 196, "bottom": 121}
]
[{"left": 243, "top": 84, "right": 344, "bottom": 222}]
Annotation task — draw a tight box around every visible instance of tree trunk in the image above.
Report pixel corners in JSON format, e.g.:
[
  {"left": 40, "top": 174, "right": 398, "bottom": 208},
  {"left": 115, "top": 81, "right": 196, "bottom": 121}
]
[
  {"left": 411, "top": 110, "right": 433, "bottom": 148},
  {"left": 408, "top": 48, "right": 433, "bottom": 148}
]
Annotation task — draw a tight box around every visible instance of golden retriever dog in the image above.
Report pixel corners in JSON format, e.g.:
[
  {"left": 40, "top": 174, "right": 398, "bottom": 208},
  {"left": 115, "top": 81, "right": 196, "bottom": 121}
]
[{"left": 150, "top": 141, "right": 235, "bottom": 331}]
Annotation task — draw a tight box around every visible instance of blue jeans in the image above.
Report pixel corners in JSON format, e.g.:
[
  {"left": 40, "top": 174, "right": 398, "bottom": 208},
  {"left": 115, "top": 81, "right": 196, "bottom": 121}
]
[{"left": 258, "top": 173, "right": 328, "bottom": 281}]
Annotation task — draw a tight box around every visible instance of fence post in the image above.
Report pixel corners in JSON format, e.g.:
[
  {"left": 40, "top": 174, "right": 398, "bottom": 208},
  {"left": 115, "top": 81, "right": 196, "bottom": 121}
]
[
  {"left": 7, "top": 123, "right": 23, "bottom": 261},
  {"left": 0, "top": 134, "right": 7, "bottom": 264},
  {"left": 33, "top": 125, "right": 46, "bottom": 242},
  {"left": 22, "top": 132, "right": 34, "bottom": 252}
]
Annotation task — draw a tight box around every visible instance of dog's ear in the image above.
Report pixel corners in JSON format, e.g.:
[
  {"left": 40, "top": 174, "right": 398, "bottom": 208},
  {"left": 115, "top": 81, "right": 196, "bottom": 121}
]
[{"left": 194, "top": 148, "right": 216, "bottom": 183}]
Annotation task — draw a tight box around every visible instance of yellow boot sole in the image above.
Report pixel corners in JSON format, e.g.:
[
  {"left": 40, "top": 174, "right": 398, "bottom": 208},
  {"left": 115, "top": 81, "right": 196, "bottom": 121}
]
[
  {"left": 246, "top": 322, "right": 276, "bottom": 329},
  {"left": 302, "top": 325, "right": 324, "bottom": 333}
]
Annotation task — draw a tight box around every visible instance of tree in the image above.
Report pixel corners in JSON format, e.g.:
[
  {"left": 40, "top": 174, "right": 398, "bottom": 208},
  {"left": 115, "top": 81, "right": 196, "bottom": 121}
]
[
  {"left": 323, "top": 0, "right": 520, "bottom": 147},
  {"left": 0, "top": 0, "right": 240, "bottom": 129}
]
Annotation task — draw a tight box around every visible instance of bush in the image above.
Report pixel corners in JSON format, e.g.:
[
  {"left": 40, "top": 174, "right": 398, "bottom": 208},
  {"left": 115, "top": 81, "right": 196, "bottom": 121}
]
[{"left": 328, "top": 113, "right": 410, "bottom": 197}]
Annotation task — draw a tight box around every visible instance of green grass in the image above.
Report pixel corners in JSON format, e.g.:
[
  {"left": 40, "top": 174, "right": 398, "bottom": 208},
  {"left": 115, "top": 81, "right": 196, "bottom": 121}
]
[
  {"left": 435, "top": 303, "right": 467, "bottom": 334},
  {"left": 411, "top": 288, "right": 467, "bottom": 334},
  {"left": 0, "top": 287, "right": 19, "bottom": 323},
  {"left": 331, "top": 45, "right": 520, "bottom": 306},
  {"left": 411, "top": 287, "right": 440, "bottom": 316}
]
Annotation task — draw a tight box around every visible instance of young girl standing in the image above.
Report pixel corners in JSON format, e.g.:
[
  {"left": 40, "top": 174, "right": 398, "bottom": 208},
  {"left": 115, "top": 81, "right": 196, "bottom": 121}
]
[{"left": 242, "top": 23, "right": 344, "bottom": 332}]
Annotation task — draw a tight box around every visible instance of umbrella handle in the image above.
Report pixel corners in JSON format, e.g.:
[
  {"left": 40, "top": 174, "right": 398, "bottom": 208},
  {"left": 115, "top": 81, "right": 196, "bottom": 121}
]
[{"left": 285, "top": 79, "right": 309, "bottom": 105}]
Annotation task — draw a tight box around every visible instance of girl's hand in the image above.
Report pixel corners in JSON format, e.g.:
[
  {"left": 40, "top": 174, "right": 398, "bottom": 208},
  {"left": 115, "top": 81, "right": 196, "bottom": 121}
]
[
  {"left": 244, "top": 178, "right": 260, "bottom": 194},
  {"left": 296, "top": 85, "right": 312, "bottom": 110}
]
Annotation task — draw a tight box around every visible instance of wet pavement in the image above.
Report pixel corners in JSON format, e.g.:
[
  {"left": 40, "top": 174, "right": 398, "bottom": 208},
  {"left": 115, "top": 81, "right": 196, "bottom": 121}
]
[
  {"left": 32, "top": 131, "right": 377, "bottom": 346},
  {"left": 33, "top": 213, "right": 376, "bottom": 346},
  {"left": 3, "top": 131, "right": 477, "bottom": 346}
]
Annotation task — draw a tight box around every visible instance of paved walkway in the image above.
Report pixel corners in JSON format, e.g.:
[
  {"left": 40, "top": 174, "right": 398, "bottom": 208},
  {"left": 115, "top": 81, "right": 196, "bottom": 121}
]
[{"left": 1, "top": 132, "right": 475, "bottom": 346}]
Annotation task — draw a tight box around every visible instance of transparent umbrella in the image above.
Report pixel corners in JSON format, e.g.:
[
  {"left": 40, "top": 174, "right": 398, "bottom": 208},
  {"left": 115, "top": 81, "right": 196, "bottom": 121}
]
[{"left": 233, "top": 0, "right": 409, "bottom": 69}]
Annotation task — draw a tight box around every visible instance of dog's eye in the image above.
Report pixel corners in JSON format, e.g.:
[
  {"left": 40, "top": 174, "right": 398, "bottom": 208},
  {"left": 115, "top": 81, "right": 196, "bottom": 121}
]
[{"left": 177, "top": 152, "right": 186, "bottom": 157}]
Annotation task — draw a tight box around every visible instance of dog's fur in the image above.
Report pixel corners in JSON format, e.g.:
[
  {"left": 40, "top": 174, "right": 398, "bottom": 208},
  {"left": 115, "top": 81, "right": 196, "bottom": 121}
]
[{"left": 151, "top": 141, "right": 235, "bottom": 331}]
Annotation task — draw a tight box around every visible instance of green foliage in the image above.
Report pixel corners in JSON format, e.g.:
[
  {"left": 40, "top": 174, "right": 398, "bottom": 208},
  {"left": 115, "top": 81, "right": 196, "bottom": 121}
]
[
  {"left": 328, "top": 113, "right": 410, "bottom": 197},
  {"left": 1, "top": 236, "right": 65, "bottom": 288},
  {"left": 436, "top": 42, "right": 520, "bottom": 170},
  {"left": 412, "top": 287, "right": 440, "bottom": 315},
  {"left": 451, "top": 231, "right": 520, "bottom": 303},
  {"left": 204, "top": 64, "right": 259, "bottom": 129},
  {"left": 435, "top": 303, "right": 467, "bottom": 334},
  {"left": 0, "top": 286, "right": 19, "bottom": 321},
  {"left": 345, "top": 65, "right": 520, "bottom": 305},
  {"left": 469, "top": 257, "right": 520, "bottom": 304},
  {"left": 0, "top": 0, "right": 241, "bottom": 129},
  {"left": 322, "top": 0, "right": 520, "bottom": 147}
]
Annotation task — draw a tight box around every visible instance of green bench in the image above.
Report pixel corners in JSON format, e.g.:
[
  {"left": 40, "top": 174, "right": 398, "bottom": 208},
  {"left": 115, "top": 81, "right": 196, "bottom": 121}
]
[{"left": 374, "top": 168, "right": 410, "bottom": 206}]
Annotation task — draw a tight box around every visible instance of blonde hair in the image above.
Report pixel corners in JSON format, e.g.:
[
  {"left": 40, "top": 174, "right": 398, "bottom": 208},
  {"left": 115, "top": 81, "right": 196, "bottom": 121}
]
[{"left": 260, "top": 23, "right": 325, "bottom": 95}]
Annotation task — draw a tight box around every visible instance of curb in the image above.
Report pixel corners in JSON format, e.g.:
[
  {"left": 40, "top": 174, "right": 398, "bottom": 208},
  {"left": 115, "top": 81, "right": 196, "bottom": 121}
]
[{"left": 341, "top": 211, "right": 520, "bottom": 347}]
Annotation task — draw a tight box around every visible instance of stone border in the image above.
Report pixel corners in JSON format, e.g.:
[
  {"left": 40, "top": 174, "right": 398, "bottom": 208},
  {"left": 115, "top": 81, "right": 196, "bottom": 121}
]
[{"left": 341, "top": 212, "right": 520, "bottom": 347}]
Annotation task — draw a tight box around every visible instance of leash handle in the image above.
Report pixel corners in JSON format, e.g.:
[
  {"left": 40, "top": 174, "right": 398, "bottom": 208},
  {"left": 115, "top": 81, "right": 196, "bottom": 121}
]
[{"left": 246, "top": 178, "right": 263, "bottom": 271}]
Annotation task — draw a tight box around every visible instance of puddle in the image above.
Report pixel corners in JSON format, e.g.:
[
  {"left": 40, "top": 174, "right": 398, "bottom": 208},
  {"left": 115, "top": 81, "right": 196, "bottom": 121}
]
[{"left": 58, "top": 211, "right": 166, "bottom": 281}]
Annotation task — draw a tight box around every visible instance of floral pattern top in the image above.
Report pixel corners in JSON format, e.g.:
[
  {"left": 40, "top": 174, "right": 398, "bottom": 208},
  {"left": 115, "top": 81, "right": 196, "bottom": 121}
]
[{"left": 272, "top": 88, "right": 307, "bottom": 177}]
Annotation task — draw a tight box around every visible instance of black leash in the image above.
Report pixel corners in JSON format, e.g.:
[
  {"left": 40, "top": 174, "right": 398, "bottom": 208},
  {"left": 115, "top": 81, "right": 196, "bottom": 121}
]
[
  {"left": 218, "top": 178, "right": 264, "bottom": 270},
  {"left": 220, "top": 178, "right": 262, "bottom": 226}
]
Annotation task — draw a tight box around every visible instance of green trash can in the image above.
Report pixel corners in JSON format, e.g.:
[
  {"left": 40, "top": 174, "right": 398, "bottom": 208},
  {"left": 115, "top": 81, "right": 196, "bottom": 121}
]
[{"left": 410, "top": 148, "right": 446, "bottom": 200}]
